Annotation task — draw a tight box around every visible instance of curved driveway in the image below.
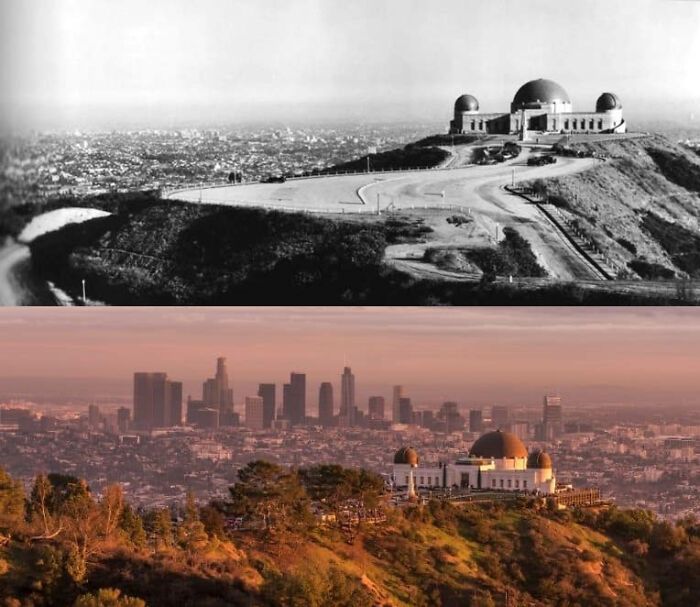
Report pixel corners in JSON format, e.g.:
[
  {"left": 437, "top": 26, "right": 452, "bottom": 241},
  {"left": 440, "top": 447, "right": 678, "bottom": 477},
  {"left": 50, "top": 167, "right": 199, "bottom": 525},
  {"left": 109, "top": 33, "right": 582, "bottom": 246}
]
[{"left": 167, "top": 148, "right": 601, "bottom": 280}]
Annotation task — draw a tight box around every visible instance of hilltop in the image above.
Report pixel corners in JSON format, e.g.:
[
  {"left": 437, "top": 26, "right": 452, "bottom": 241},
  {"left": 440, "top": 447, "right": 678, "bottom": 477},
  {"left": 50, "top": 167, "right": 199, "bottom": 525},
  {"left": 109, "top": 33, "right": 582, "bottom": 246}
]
[
  {"left": 1, "top": 464, "right": 699, "bottom": 607},
  {"left": 4, "top": 132, "right": 700, "bottom": 304}
]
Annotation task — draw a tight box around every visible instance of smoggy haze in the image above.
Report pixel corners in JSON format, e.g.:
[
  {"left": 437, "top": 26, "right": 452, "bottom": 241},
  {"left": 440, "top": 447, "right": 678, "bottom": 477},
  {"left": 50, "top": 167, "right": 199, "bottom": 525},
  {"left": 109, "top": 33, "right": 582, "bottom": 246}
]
[
  {"left": 1, "top": 0, "right": 699, "bottom": 130},
  {"left": 1, "top": 307, "right": 700, "bottom": 407}
]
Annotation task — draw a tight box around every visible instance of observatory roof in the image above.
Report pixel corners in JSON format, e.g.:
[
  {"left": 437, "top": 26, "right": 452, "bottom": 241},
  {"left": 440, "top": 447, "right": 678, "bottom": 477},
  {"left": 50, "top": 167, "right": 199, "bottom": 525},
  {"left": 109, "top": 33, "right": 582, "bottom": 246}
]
[
  {"left": 513, "top": 79, "right": 570, "bottom": 106},
  {"left": 596, "top": 92, "right": 622, "bottom": 112},
  {"left": 455, "top": 94, "right": 479, "bottom": 112},
  {"left": 394, "top": 447, "right": 419, "bottom": 465},
  {"left": 469, "top": 430, "right": 528, "bottom": 459}
]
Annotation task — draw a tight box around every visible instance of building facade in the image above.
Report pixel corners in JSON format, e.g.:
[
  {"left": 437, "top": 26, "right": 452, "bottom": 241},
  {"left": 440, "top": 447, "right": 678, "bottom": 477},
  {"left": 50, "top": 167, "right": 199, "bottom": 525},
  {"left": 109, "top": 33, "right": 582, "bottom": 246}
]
[
  {"left": 449, "top": 78, "right": 625, "bottom": 138},
  {"left": 392, "top": 430, "right": 556, "bottom": 495}
]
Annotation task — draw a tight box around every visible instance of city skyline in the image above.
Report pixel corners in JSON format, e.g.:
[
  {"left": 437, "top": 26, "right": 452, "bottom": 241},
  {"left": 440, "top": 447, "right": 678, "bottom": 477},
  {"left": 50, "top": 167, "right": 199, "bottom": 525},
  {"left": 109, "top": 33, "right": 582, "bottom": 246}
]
[
  {"left": 2, "top": 307, "right": 700, "bottom": 407},
  {"left": 1, "top": 0, "right": 699, "bottom": 131}
]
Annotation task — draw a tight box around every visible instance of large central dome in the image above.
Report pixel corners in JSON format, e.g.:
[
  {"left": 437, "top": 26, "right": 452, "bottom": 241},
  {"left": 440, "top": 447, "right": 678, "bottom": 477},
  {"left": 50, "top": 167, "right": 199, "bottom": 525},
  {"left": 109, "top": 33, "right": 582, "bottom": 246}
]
[
  {"left": 512, "top": 78, "right": 570, "bottom": 106},
  {"left": 469, "top": 430, "right": 528, "bottom": 459}
]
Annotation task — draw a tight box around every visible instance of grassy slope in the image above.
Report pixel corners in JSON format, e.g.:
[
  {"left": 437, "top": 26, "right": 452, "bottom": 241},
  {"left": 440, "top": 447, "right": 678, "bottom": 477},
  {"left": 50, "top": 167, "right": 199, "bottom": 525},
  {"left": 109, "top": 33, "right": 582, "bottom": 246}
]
[
  {"left": 1, "top": 505, "right": 674, "bottom": 607},
  {"left": 535, "top": 134, "right": 700, "bottom": 279}
]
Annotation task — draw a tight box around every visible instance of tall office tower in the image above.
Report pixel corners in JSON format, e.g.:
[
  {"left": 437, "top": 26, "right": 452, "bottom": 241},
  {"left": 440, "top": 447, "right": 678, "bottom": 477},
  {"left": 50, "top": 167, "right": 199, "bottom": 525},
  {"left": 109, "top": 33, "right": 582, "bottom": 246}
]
[
  {"left": 257, "top": 383, "right": 276, "bottom": 429},
  {"left": 368, "top": 396, "right": 385, "bottom": 420},
  {"left": 282, "top": 383, "right": 292, "bottom": 421},
  {"left": 168, "top": 381, "right": 183, "bottom": 426},
  {"left": 469, "top": 409, "right": 483, "bottom": 433},
  {"left": 203, "top": 357, "right": 234, "bottom": 424},
  {"left": 318, "top": 382, "right": 334, "bottom": 426},
  {"left": 340, "top": 366, "right": 356, "bottom": 426},
  {"left": 440, "top": 401, "right": 465, "bottom": 434},
  {"left": 245, "top": 396, "right": 264, "bottom": 430},
  {"left": 542, "top": 395, "right": 563, "bottom": 440},
  {"left": 186, "top": 397, "right": 205, "bottom": 424},
  {"left": 88, "top": 404, "right": 101, "bottom": 429},
  {"left": 116, "top": 407, "right": 131, "bottom": 433},
  {"left": 491, "top": 405, "right": 509, "bottom": 429},
  {"left": 398, "top": 397, "right": 413, "bottom": 424},
  {"left": 288, "top": 372, "right": 306, "bottom": 425},
  {"left": 133, "top": 372, "right": 168, "bottom": 430},
  {"left": 392, "top": 385, "right": 404, "bottom": 423}
]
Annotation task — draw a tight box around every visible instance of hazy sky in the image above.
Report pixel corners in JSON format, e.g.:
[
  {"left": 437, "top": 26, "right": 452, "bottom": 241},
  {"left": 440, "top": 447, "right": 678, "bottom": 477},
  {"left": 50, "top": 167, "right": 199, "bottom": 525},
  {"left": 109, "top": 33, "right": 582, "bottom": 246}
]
[
  {"left": 1, "top": 307, "right": 700, "bottom": 409},
  {"left": 1, "top": 0, "right": 699, "bottom": 130}
]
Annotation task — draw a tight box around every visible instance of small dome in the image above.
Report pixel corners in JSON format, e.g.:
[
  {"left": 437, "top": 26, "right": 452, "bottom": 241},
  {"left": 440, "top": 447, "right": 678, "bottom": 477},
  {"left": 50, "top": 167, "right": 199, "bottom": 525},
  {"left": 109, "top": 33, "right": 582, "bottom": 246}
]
[
  {"left": 455, "top": 94, "right": 479, "bottom": 112},
  {"left": 394, "top": 447, "right": 419, "bottom": 465},
  {"left": 527, "top": 449, "right": 552, "bottom": 469},
  {"left": 596, "top": 92, "right": 622, "bottom": 112},
  {"left": 469, "top": 430, "right": 528, "bottom": 459},
  {"left": 513, "top": 78, "right": 570, "bottom": 107}
]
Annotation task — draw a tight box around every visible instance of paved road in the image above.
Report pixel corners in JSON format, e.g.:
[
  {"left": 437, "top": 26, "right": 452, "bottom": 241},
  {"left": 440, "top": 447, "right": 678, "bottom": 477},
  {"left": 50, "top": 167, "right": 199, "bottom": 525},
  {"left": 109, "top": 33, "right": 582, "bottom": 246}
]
[
  {"left": 167, "top": 148, "right": 601, "bottom": 280},
  {"left": 0, "top": 241, "right": 33, "bottom": 306}
]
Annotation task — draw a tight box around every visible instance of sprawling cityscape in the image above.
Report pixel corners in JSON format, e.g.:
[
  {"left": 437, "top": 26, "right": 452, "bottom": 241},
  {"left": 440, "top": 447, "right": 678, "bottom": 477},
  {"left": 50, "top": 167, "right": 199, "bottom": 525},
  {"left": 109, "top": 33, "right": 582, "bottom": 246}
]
[
  {"left": 1, "top": 352, "right": 698, "bottom": 520},
  {"left": 0, "top": 124, "right": 441, "bottom": 207}
]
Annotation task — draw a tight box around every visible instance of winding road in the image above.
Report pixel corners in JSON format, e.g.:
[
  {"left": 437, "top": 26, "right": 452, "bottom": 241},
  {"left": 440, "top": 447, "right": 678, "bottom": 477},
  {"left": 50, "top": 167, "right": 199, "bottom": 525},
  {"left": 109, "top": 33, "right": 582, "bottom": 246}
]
[{"left": 167, "top": 146, "right": 601, "bottom": 281}]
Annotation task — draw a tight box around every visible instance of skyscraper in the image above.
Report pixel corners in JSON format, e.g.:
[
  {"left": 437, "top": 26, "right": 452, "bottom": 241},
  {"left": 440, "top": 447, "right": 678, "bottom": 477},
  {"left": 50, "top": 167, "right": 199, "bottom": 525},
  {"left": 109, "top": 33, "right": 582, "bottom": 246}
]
[
  {"left": 368, "top": 396, "right": 385, "bottom": 420},
  {"left": 392, "top": 385, "right": 404, "bottom": 423},
  {"left": 542, "top": 395, "right": 563, "bottom": 440},
  {"left": 257, "top": 383, "right": 276, "bottom": 429},
  {"left": 283, "top": 372, "right": 306, "bottom": 426},
  {"left": 116, "top": 407, "right": 131, "bottom": 433},
  {"left": 398, "top": 397, "right": 413, "bottom": 424},
  {"left": 203, "top": 357, "right": 234, "bottom": 425},
  {"left": 133, "top": 372, "right": 183, "bottom": 430},
  {"left": 167, "top": 381, "right": 183, "bottom": 426},
  {"left": 245, "top": 396, "right": 264, "bottom": 430},
  {"left": 491, "top": 405, "right": 509, "bottom": 429},
  {"left": 439, "top": 401, "right": 465, "bottom": 433},
  {"left": 469, "top": 409, "right": 483, "bottom": 433},
  {"left": 318, "top": 382, "right": 334, "bottom": 426},
  {"left": 340, "top": 366, "right": 356, "bottom": 426}
]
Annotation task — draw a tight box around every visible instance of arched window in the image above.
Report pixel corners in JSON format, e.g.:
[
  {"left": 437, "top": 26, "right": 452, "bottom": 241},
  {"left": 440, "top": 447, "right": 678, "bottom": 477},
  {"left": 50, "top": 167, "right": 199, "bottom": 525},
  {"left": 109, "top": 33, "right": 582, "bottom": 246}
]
[
  {"left": 564, "top": 119, "right": 569, "bottom": 130},
  {"left": 589, "top": 119, "right": 594, "bottom": 130},
  {"left": 573, "top": 119, "right": 578, "bottom": 130},
  {"left": 471, "top": 120, "right": 476, "bottom": 131},
  {"left": 598, "top": 119, "right": 603, "bottom": 130}
]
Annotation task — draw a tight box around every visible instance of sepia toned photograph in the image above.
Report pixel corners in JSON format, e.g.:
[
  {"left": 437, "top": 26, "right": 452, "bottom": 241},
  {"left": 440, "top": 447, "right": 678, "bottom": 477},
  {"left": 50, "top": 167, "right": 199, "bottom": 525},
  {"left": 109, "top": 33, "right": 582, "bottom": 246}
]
[
  {"left": 1, "top": 0, "right": 699, "bottom": 305},
  {"left": 0, "top": 306, "right": 700, "bottom": 605}
]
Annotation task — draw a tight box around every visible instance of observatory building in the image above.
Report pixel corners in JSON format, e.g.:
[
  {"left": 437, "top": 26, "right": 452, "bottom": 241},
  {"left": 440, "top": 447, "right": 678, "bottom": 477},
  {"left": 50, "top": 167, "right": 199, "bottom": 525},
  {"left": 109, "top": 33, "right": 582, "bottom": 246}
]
[
  {"left": 393, "top": 429, "right": 556, "bottom": 494},
  {"left": 449, "top": 78, "right": 625, "bottom": 137}
]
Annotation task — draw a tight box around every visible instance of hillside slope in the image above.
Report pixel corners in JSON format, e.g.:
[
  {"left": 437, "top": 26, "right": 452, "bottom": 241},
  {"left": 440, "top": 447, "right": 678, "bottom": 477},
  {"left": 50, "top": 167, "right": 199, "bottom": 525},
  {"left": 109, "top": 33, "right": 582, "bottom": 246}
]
[{"left": 532, "top": 134, "right": 700, "bottom": 280}]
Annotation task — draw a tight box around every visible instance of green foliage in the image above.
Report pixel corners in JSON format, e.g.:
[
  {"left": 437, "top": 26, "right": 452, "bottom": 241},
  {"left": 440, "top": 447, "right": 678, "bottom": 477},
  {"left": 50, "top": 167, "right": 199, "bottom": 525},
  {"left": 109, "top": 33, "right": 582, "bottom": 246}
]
[
  {"left": 642, "top": 212, "right": 700, "bottom": 276},
  {"left": 617, "top": 238, "right": 637, "bottom": 255},
  {"left": 467, "top": 227, "right": 547, "bottom": 278},
  {"left": 118, "top": 504, "right": 147, "bottom": 549},
  {"left": 199, "top": 504, "right": 226, "bottom": 539},
  {"left": 261, "top": 566, "right": 374, "bottom": 607},
  {"left": 74, "top": 588, "right": 146, "bottom": 607},
  {"left": 0, "top": 467, "right": 25, "bottom": 529},
  {"left": 299, "top": 465, "right": 384, "bottom": 511},
  {"left": 146, "top": 509, "right": 173, "bottom": 551},
  {"left": 228, "top": 461, "right": 311, "bottom": 533},
  {"left": 647, "top": 148, "right": 700, "bottom": 194},
  {"left": 628, "top": 258, "right": 675, "bottom": 279},
  {"left": 318, "top": 144, "right": 449, "bottom": 174}
]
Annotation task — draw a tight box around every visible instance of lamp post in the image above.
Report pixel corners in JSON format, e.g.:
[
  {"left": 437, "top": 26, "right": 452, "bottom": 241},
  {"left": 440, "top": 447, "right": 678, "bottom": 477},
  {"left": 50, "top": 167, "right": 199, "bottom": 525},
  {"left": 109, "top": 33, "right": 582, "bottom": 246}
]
[{"left": 81, "top": 279, "right": 86, "bottom": 305}]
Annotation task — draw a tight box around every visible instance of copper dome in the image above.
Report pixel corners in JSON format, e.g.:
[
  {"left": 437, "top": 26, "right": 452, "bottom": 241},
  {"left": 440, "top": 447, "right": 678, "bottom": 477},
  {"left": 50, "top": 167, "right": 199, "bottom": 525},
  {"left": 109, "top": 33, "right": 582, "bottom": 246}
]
[
  {"left": 469, "top": 430, "right": 528, "bottom": 459},
  {"left": 513, "top": 79, "right": 570, "bottom": 107},
  {"left": 596, "top": 92, "right": 622, "bottom": 112},
  {"left": 527, "top": 449, "right": 553, "bottom": 469},
  {"left": 394, "top": 447, "right": 419, "bottom": 465},
  {"left": 455, "top": 94, "right": 479, "bottom": 112}
]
